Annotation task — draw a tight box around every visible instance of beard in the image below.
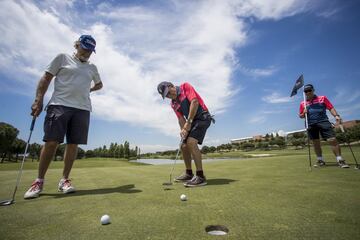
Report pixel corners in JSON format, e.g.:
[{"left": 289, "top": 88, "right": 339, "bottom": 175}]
[
  {"left": 78, "top": 55, "right": 89, "bottom": 62},
  {"left": 73, "top": 52, "right": 90, "bottom": 62}
]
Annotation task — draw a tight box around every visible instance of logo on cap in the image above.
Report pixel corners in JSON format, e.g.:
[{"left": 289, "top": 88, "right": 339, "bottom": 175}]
[{"left": 79, "top": 35, "right": 96, "bottom": 53}]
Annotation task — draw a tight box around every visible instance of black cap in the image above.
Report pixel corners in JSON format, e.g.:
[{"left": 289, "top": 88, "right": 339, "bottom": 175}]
[
  {"left": 157, "top": 81, "right": 173, "bottom": 99},
  {"left": 304, "top": 84, "right": 314, "bottom": 91}
]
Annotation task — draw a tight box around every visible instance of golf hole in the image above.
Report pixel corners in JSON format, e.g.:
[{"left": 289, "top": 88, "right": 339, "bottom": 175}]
[{"left": 205, "top": 225, "right": 229, "bottom": 236}]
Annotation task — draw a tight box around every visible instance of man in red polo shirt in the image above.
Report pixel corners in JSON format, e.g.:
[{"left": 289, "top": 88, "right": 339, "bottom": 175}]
[
  {"left": 299, "top": 84, "right": 349, "bottom": 168},
  {"left": 158, "top": 81, "right": 213, "bottom": 187}
]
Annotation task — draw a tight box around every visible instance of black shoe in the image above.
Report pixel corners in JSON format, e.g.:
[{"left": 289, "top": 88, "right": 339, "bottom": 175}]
[
  {"left": 314, "top": 160, "right": 326, "bottom": 167},
  {"left": 184, "top": 176, "right": 207, "bottom": 187},
  {"left": 174, "top": 173, "right": 193, "bottom": 182}
]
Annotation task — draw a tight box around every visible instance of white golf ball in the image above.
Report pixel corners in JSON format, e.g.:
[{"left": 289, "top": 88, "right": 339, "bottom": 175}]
[
  {"left": 180, "top": 194, "right": 187, "bottom": 201},
  {"left": 100, "top": 214, "right": 111, "bottom": 225}
]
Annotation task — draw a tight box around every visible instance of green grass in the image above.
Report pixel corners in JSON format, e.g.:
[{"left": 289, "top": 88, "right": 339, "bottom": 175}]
[{"left": 0, "top": 147, "right": 359, "bottom": 240}]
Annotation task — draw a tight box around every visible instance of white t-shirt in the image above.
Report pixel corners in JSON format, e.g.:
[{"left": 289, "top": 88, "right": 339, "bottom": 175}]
[{"left": 45, "top": 53, "right": 101, "bottom": 111}]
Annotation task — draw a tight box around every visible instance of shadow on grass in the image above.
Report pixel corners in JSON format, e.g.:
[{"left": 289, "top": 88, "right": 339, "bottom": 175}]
[
  {"left": 41, "top": 184, "right": 142, "bottom": 198},
  {"left": 207, "top": 178, "right": 237, "bottom": 185}
]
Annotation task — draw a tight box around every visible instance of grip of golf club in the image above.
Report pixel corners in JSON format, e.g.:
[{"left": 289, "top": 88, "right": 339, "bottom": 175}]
[
  {"left": 30, "top": 116, "right": 36, "bottom": 131},
  {"left": 339, "top": 124, "right": 344, "bottom": 133}
]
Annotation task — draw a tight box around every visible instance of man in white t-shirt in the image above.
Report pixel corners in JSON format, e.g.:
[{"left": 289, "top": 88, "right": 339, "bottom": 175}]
[{"left": 24, "top": 35, "right": 103, "bottom": 199}]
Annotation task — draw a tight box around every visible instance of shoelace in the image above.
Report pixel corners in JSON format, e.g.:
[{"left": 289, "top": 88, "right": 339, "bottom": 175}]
[
  {"left": 30, "top": 181, "right": 42, "bottom": 191},
  {"left": 189, "top": 176, "right": 198, "bottom": 183},
  {"left": 62, "top": 179, "right": 72, "bottom": 188}
]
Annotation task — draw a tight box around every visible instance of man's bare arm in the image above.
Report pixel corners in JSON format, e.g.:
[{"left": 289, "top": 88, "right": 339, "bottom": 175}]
[
  {"left": 31, "top": 72, "right": 54, "bottom": 116},
  {"left": 90, "top": 81, "right": 103, "bottom": 92}
]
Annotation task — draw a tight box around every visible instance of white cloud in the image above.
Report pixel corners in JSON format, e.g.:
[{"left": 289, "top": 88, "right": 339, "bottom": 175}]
[
  {"left": 0, "top": 0, "right": 314, "bottom": 138},
  {"left": 0, "top": 1, "right": 76, "bottom": 85},
  {"left": 337, "top": 103, "right": 360, "bottom": 118},
  {"left": 334, "top": 88, "right": 360, "bottom": 104},
  {"left": 249, "top": 115, "right": 266, "bottom": 124},
  {"left": 238, "top": 65, "right": 278, "bottom": 77},
  {"left": 262, "top": 92, "right": 293, "bottom": 104},
  {"left": 233, "top": 0, "right": 312, "bottom": 20}
]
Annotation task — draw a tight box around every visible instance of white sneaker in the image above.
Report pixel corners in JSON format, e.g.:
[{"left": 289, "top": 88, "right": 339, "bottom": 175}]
[
  {"left": 24, "top": 180, "right": 43, "bottom": 199},
  {"left": 58, "top": 179, "right": 76, "bottom": 194}
]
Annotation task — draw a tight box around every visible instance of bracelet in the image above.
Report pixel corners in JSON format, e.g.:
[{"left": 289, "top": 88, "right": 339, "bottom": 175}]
[{"left": 187, "top": 118, "right": 193, "bottom": 124}]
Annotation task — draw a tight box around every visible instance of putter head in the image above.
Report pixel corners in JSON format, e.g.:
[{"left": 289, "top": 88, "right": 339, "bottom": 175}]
[{"left": 0, "top": 199, "right": 14, "bottom": 206}]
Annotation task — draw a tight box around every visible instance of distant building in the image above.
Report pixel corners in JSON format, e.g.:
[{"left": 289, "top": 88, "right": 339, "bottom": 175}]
[{"left": 231, "top": 136, "right": 253, "bottom": 144}]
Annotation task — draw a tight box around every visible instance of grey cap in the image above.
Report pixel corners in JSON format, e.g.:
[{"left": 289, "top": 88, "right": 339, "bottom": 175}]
[{"left": 157, "top": 81, "right": 173, "bottom": 99}]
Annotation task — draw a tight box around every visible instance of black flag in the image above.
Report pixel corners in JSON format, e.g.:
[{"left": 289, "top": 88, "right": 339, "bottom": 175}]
[{"left": 290, "top": 74, "right": 304, "bottom": 97}]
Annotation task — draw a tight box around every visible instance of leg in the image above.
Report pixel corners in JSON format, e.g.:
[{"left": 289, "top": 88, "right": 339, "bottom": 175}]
[
  {"left": 328, "top": 137, "right": 341, "bottom": 157},
  {"left": 62, "top": 144, "right": 78, "bottom": 179},
  {"left": 183, "top": 137, "right": 207, "bottom": 187},
  {"left": 181, "top": 143, "right": 192, "bottom": 170},
  {"left": 312, "top": 139, "right": 322, "bottom": 158},
  {"left": 186, "top": 137, "right": 203, "bottom": 171},
  {"left": 174, "top": 143, "right": 194, "bottom": 182},
  {"left": 24, "top": 141, "right": 59, "bottom": 199},
  {"left": 38, "top": 141, "right": 59, "bottom": 179}
]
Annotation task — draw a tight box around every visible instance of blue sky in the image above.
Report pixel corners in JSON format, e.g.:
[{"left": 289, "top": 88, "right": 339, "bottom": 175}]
[{"left": 0, "top": 0, "right": 359, "bottom": 152}]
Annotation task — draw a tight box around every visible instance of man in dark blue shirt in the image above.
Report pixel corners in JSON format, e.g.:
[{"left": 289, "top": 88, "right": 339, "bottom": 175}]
[{"left": 299, "top": 84, "right": 349, "bottom": 168}]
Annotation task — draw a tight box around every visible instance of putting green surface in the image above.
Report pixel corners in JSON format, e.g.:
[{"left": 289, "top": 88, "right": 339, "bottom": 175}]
[{"left": 0, "top": 149, "right": 359, "bottom": 239}]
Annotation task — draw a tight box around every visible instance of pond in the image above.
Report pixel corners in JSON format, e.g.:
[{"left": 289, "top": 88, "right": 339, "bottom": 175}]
[{"left": 130, "top": 158, "right": 243, "bottom": 165}]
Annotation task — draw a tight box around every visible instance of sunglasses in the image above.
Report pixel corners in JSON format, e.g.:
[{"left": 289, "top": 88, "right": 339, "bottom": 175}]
[{"left": 304, "top": 89, "right": 313, "bottom": 93}]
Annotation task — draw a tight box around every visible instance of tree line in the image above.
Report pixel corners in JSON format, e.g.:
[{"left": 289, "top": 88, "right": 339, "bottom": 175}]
[
  {"left": 142, "top": 124, "right": 360, "bottom": 157},
  {"left": 0, "top": 121, "right": 139, "bottom": 163}
]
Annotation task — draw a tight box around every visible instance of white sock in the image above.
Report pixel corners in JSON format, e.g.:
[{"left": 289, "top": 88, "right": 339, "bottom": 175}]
[
  {"left": 36, "top": 178, "right": 44, "bottom": 183},
  {"left": 336, "top": 156, "right": 343, "bottom": 162},
  {"left": 317, "top": 156, "right": 323, "bottom": 161}
]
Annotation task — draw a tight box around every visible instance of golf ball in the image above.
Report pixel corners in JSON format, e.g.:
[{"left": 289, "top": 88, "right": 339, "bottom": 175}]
[
  {"left": 100, "top": 214, "right": 111, "bottom": 225},
  {"left": 180, "top": 194, "right": 187, "bottom": 201}
]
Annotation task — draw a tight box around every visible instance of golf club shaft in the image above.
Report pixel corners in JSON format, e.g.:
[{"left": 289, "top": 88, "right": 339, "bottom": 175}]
[
  {"left": 11, "top": 117, "right": 36, "bottom": 200},
  {"left": 169, "top": 138, "right": 183, "bottom": 182},
  {"left": 339, "top": 124, "right": 359, "bottom": 168}
]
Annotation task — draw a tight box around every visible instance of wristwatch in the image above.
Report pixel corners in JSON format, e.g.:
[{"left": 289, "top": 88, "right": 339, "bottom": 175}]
[{"left": 187, "top": 118, "right": 193, "bottom": 124}]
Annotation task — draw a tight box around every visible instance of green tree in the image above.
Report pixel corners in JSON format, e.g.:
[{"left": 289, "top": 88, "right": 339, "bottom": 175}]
[
  {"left": 124, "top": 141, "right": 130, "bottom": 159},
  {"left": 77, "top": 147, "right": 85, "bottom": 159},
  {"left": 54, "top": 144, "right": 66, "bottom": 161},
  {"left": 0, "top": 122, "right": 19, "bottom": 162},
  {"left": 29, "top": 143, "right": 42, "bottom": 162},
  {"left": 201, "top": 145, "right": 210, "bottom": 154},
  {"left": 85, "top": 150, "right": 95, "bottom": 158},
  {"left": 11, "top": 138, "right": 26, "bottom": 162}
]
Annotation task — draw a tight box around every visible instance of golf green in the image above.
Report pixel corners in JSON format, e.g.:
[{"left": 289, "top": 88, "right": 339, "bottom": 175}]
[{"left": 0, "top": 149, "right": 359, "bottom": 239}]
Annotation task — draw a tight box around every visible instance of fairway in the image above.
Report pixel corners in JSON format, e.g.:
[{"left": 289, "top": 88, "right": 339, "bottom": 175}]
[{"left": 0, "top": 149, "right": 359, "bottom": 239}]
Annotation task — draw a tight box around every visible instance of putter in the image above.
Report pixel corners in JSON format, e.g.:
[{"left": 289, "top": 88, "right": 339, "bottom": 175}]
[
  {"left": 0, "top": 116, "right": 36, "bottom": 206},
  {"left": 162, "top": 138, "right": 183, "bottom": 186},
  {"left": 339, "top": 124, "right": 359, "bottom": 170}
]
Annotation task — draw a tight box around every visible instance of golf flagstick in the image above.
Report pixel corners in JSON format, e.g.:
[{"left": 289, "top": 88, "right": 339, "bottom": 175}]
[
  {"left": 339, "top": 124, "right": 359, "bottom": 170},
  {"left": 303, "top": 88, "right": 312, "bottom": 171},
  {"left": 0, "top": 116, "right": 36, "bottom": 206}
]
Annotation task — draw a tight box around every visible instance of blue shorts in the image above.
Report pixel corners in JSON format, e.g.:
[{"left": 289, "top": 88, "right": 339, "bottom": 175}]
[
  {"left": 307, "top": 121, "right": 335, "bottom": 140},
  {"left": 43, "top": 105, "right": 90, "bottom": 144}
]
